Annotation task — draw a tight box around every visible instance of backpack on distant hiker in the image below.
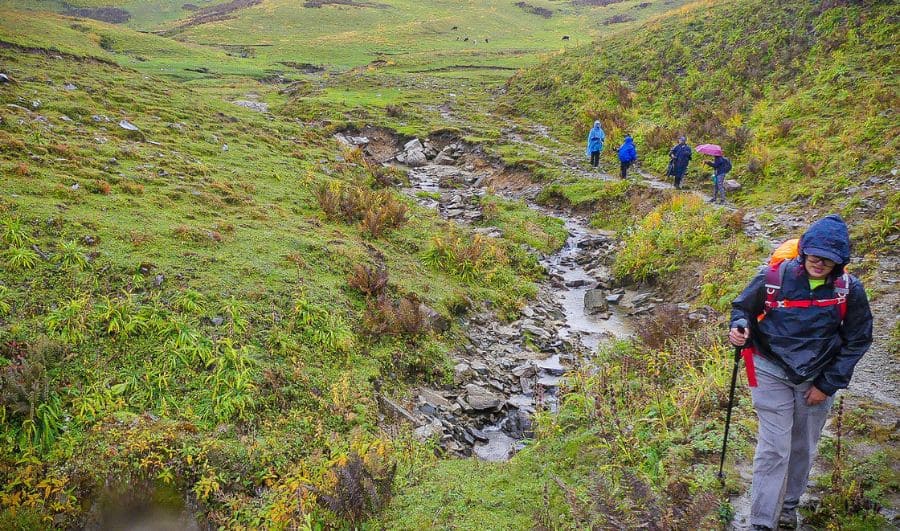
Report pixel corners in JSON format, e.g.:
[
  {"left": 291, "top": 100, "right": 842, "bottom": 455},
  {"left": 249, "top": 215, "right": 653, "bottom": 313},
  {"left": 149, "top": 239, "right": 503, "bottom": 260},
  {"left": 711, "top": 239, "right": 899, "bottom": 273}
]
[
  {"left": 756, "top": 238, "right": 850, "bottom": 324},
  {"left": 720, "top": 156, "right": 732, "bottom": 174}
]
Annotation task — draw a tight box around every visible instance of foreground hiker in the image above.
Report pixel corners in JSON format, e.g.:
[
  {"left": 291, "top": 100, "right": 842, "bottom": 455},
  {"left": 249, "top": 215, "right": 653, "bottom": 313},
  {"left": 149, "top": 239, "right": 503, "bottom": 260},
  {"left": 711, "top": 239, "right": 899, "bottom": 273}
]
[
  {"left": 668, "top": 136, "right": 692, "bottom": 189},
  {"left": 729, "top": 214, "right": 873, "bottom": 531},
  {"left": 704, "top": 153, "right": 731, "bottom": 203},
  {"left": 585, "top": 120, "right": 605, "bottom": 168},
  {"left": 617, "top": 134, "right": 637, "bottom": 179}
]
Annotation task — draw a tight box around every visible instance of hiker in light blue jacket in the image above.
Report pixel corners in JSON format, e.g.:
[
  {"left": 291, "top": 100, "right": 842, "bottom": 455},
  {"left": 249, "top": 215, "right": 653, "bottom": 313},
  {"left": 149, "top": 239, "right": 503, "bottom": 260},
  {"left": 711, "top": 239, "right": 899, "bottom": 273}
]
[{"left": 585, "top": 121, "right": 605, "bottom": 168}]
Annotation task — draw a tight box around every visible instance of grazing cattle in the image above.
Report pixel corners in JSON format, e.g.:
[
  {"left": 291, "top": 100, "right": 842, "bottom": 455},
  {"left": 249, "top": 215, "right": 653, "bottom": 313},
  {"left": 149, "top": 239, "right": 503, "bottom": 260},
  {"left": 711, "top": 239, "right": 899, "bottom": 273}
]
[
  {"left": 463, "top": 37, "right": 469, "bottom": 41},
  {"left": 451, "top": 25, "right": 458, "bottom": 30},
  {"left": 562, "top": 35, "right": 570, "bottom": 40}
]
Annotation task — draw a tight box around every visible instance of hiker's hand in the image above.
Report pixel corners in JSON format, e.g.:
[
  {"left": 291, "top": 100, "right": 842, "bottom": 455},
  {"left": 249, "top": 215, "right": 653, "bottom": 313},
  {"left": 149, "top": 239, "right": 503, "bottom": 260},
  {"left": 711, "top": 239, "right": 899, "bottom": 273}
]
[
  {"left": 729, "top": 327, "right": 750, "bottom": 347},
  {"left": 805, "top": 386, "right": 828, "bottom": 406}
]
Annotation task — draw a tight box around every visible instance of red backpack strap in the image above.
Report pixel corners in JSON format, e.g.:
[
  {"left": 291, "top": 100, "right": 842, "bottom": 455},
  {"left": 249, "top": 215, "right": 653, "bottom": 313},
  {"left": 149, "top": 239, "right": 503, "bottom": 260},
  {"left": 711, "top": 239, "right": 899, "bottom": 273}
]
[
  {"left": 834, "top": 272, "right": 850, "bottom": 322},
  {"left": 759, "top": 261, "right": 787, "bottom": 321}
]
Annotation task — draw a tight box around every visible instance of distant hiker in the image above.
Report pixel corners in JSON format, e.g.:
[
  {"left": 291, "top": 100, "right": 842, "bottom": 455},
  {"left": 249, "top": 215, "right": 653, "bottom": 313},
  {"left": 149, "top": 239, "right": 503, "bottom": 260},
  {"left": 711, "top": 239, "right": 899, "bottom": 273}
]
[
  {"left": 704, "top": 154, "right": 731, "bottom": 203},
  {"left": 585, "top": 120, "right": 605, "bottom": 168},
  {"left": 617, "top": 135, "right": 637, "bottom": 179},
  {"left": 668, "top": 136, "right": 692, "bottom": 189},
  {"left": 730, "top": 214, "right": 872, "bottom": 531}
]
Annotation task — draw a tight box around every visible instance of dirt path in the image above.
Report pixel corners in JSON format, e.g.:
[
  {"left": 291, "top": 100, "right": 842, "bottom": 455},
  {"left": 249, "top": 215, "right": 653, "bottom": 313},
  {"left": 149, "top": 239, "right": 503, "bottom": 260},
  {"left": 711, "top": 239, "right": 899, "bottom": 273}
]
[{"left": 490, "top": 116, "right": 900, "bottom": 528}]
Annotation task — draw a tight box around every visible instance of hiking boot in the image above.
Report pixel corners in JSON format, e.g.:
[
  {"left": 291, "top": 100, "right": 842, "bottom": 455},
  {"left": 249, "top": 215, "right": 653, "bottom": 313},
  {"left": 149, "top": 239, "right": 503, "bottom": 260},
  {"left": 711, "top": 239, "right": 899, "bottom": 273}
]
[
  {"left": 778, "top": 508, "right": 798, "bottom": 529},
  {"left": 751, "top": 525, "right": 773, "bottom": 531}
]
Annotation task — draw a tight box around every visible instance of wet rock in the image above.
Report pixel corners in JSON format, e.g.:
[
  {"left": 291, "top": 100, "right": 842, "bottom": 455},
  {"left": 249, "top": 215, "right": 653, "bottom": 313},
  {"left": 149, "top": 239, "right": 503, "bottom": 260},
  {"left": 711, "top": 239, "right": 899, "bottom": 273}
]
[
  {"left": 502, "top": 409, "right": 533, "bottom": 439},
  {"left": 454, "top": 362, "right": 473, "bottom": 382},
  {"left": 418, "top": 387, "right": 451, "bottom": 409},
  {"left": 403, "top": 138, "right": 423, "bottom": 151},
  {"left": 565, "top": 279, "right": 590, "bottom": 288},
  {"left": 511, "top": 363, "right": 536, "bottom": 378},
  {"left": 606, "top": 293, "right": 623, "bottom": 304},
  {"left": 537, "top": 355, "right": 566, "bottom": 376},
  {"left": 464, "top": 384, "right": 503, "bottom": 411},
  {"left": 537, "top": 374, "right": 562, "bottom": 387},
  {"left": 724, "top": 179, "right": 742, "bottom": 192},
  {"left": 521, "top": 324, "right": 551, "bottom": 339},
  {"left": 419, "top": 303, "right": 450, "bottom": 332},
  {"left": 405, "top": 149, "right": 427, "bottom": 167},
  {"left": 584, "top": 288, "right": 609, "bottom": 314},
  {"left": 414, "top": 419, "right": 443, "bottom": 441},
  {"left": 507, "top": 394, "right": 535, "bottom": 412},
  {"left": 232, "top": 100, "right": 269, "bottom": 113},
  {"left": 468, "top": 427, "right": 489, "bottom": 442},
  {"left": 118, "top": 119, "right": 139, "bottom": 131},
  {"left": 434, "top": 152, "right": 456, "bottom": 165}
]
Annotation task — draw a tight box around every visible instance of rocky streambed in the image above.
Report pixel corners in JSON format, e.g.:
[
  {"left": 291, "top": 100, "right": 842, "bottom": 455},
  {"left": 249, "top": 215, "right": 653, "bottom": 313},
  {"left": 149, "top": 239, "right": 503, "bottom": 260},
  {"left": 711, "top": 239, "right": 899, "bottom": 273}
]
[{"left": 337, "top": 129, "right": 676, "bottom": 460}]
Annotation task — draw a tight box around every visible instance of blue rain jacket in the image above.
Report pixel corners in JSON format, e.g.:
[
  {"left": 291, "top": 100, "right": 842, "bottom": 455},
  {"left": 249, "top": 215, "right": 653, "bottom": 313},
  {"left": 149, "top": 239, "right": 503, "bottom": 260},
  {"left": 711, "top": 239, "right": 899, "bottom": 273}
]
[
  {"left": 617, "top": 137, "right": 637, "bottom": 162},
  {"left": 730, "top": 215, "right": 873, "bottom": 395},
  {"left": 586, "top": 124, "right": 605, "bottom": 156}
]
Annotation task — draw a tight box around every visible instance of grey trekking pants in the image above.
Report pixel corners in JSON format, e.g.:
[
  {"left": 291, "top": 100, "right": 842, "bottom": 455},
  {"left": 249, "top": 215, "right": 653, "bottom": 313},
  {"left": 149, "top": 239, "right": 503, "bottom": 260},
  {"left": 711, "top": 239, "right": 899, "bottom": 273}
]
[{"left": 750, "top": 370, "right": 834, "bottom": 529}]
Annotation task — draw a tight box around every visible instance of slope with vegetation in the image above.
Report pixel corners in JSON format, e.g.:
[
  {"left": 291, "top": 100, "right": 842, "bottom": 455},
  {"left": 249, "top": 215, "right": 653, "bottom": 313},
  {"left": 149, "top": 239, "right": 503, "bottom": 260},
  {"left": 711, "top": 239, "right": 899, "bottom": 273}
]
[{"left": 505, "top": 0, "right": 898, "bottom": 253}]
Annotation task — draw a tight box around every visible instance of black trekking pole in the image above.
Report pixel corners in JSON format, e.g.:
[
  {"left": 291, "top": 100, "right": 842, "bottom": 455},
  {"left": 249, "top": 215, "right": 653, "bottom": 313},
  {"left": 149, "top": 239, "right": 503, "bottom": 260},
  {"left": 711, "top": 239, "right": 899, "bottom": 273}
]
[{"left": 718, "top": 328, "right": 744, "bottom": 484}]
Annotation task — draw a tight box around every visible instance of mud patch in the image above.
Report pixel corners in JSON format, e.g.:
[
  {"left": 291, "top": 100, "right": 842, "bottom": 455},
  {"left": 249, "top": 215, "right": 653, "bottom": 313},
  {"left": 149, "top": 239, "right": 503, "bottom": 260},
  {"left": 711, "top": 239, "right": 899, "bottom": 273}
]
[
  {"left": 280, "top": 61, "right": 324, "bottom": 73},
  {"left": 603, "top": 13, "right": 635, "bottom": 24},
  {"left": 304, "top": 0, "right": 389, "bottom": 7},
  {"left": 63, "top": 6, "right": 131, "bottom": 24},
  {"left": 411, "top": 65, "right": 519, "bottom": 73},
  {"left": 572, "top": 0, "right": 625, "bottom": 5},
  {"left": 514, "top": 2, "right": 553, "bottom": 18},
  {"left": 167, "top": 0, "right": 262, "bottom": 32}
]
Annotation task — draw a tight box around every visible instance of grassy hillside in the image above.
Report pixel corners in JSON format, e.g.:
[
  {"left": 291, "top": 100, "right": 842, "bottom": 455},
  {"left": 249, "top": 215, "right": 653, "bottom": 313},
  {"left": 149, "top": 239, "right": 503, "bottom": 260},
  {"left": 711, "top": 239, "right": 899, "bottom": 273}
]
[
  {"left": 0, "top": 14, "right": 571, "bottom": 526},
  {"left": 504, "top": 0, "right": 899, "bottom": 251}
]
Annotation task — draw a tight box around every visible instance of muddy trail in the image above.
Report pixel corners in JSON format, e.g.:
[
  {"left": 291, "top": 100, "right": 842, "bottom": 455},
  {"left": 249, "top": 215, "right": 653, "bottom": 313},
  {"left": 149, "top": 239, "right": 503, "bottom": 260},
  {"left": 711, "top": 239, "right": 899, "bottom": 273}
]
[{"left": 339, "top": 116, "right": 899, "bottom": 528}]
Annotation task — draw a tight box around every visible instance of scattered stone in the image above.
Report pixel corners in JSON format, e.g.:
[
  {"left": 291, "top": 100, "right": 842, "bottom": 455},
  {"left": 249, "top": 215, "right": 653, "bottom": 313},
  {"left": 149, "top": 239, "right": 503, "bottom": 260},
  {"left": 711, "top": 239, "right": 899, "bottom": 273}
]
[
  {"left": 0, "top": 73, "right": 13, "bottom": 84},
  {"left": 153, "top": 274, "right": 165, "bottom": 287},
  {"left": 211, "top": 316, "right": 225, "bottom": 326},
  {"left": 454, "top": 362, "right": 473, "bottom": 382},
  {"left": 419, "top": 303, "right": 450, "bottom": 332},
  {"left": 418, "top": 387, "right": 451, "bottom": 409},
  {"left": 464, "top": 384, "right": 503, "bottom": 411},
  {"left": 584, "top": 288, "right": 609, "bottom": 314},
  {"left": 232, "top": 100, "right": 269, "bottom": 113},
  {"left": 414, "top": 419, "right": 443, "bottom": 441},
  {"left": 606, "top": 293, "right": 623, "bottom": 304},
  {"left": 63, "top": 83, "right": 77, "bottom": 91},
  {"left": 403, "top": 138, "right": 423, "bottom": 151},
  {"left": 537, "top": 355, "right": 566, "bottom": 376},
  {"left": 724, "top": 179, "right": 742, "bottom": 192},
  {"left": 118, "top": 119, "right": 139, "bottom": 131}
]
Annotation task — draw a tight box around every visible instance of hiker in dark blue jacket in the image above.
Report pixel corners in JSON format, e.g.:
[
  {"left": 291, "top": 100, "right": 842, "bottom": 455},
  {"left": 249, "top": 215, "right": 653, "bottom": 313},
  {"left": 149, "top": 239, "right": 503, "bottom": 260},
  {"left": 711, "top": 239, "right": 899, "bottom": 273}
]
[
  {"left": 585, "top": 120, "right": 605, "bottom": 168},
  {"left": 617, "top": 135, "right": 637, "bottom": 179},
  {"left": 729, "top": 214, "right": 872, "bottom": 531},
  {"left": 704, "top": 155, "right": 731, "bottom": 203},
  {"left": 668, "top": 136, "right": 692, "bottom": 189}
]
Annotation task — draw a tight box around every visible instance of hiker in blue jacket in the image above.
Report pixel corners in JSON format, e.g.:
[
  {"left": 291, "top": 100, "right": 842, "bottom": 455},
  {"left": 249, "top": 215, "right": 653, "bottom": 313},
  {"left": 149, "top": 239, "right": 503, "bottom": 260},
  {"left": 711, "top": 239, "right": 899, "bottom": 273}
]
[
  {"left": 729, "top": 214, "right": 873, "bottom": 531},
  {"left": 668, "top": 136, "right": 692, "bottom": 189},
  {"left": 585, "top": 120, "right": 605, "bottom": 168},
  {"left": 617, "top": 135, "right": 637, "bottom": 179}
]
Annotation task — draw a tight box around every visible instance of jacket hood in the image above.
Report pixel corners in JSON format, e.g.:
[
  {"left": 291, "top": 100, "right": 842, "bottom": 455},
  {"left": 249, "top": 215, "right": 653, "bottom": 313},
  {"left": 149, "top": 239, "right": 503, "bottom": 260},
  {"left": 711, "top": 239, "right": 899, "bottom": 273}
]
[
  {"left": 623, "top": 136, "right": 633, "bottom": 143},
  {"left": 799, "top": 214, "right": 851, "bottom": 270}
]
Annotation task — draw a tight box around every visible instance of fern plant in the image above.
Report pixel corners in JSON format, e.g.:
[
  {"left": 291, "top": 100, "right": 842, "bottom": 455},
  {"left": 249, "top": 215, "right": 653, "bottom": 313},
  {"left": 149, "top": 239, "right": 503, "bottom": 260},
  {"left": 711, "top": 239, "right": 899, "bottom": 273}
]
[
  {"left": 55, "top": 240, "right": 87, "bottom": 271},
  {"left": 5, "top": 246, "right": 38, "bottom": 271},
  {"left": 1, "top": 218, "right": 31, "bottom": 247},
  {"left": 172, "top": 289, "right": 207, "bottom": 315},
  {"left": 44, "top": 296, "right": 90, "bottom": 345}
]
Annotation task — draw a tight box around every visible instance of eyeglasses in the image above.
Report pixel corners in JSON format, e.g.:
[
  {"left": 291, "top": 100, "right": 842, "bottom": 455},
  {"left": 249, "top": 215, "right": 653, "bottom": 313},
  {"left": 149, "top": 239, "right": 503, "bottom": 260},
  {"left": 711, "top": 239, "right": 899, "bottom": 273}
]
[{"left": 806, "top": 255, "right": 836, "bottom": 268}]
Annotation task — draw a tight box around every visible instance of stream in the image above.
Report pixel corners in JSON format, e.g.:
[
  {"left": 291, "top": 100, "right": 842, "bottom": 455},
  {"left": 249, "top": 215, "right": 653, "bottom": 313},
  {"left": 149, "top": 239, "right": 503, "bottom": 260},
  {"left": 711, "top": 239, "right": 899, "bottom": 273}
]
[{"left": 341, "top": 130, "right": 648, "bottom": 462}]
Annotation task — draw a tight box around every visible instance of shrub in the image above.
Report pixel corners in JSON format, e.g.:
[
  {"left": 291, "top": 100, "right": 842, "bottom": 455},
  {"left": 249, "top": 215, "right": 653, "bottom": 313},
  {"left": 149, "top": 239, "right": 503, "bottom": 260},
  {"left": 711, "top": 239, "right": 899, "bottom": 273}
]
[
  {"left": 316, "top": 452, "right": 396, "bottom": 525},
  {"left": 362, "top": 294, "right": 427, "bottom": 338},
  {"left": 315, "top": 182, "right": 408, "bottom": 237},
  {"left": 14, "top": 163, "right": 29, "bottom": 176},
  {"left": 636, "top": 304, "right": 695, "bottom": 351},
  {"left": 4, "top": 246, "right": 39, "bottom": 271},
  {"left": 422, "top": 234, "right": 508, "bottom": 282},
  {"left": 2, "top": 218, "right": 32, "bottom": 247},
  {"left": 0, "top": 338, "right": 65, "bottom": 451},
  {"left": 385, "top": 104, "right": 403, "bottom": 117},
  {"left": 348, "top": 264, "right": 388, "bottom": 298}
]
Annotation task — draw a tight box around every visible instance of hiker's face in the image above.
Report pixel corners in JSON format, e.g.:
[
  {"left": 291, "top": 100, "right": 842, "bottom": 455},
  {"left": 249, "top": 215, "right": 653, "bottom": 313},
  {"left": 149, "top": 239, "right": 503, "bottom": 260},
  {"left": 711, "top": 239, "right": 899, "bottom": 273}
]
[{"left": 805, "top": 255, "right": 836, "bottom": 279}]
